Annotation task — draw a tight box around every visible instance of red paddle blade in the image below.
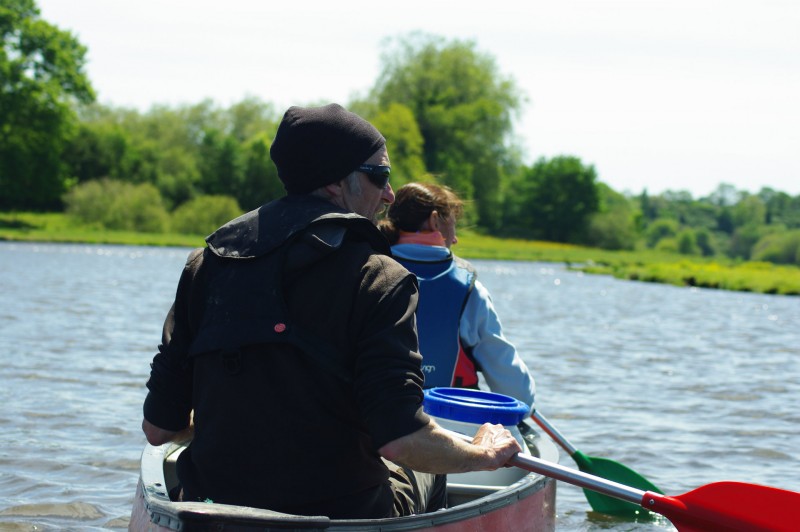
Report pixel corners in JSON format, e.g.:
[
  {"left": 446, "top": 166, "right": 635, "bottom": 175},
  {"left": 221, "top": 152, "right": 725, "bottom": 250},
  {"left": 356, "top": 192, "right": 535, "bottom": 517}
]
[{"left": 644, "top": 482, "right": 800, "bottom": 532}]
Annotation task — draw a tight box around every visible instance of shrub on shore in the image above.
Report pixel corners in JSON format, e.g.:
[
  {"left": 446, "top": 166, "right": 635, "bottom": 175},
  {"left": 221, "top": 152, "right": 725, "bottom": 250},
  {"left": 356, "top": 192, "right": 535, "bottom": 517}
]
[
  {"left": 64, "top": 179, "right": 169, "bottom": 233},
  {"left": 63, "top": 179, "right": 243, "bottom": 236},
  {"left": 171, "top": 195, "right": 243, "bottom": 236}
]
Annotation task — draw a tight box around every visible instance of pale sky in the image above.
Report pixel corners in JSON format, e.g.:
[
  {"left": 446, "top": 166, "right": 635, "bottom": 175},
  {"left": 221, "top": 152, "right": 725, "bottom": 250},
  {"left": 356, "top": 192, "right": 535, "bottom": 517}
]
[{"left": 37, "top": 0, "right": 800, "bottom": 198}]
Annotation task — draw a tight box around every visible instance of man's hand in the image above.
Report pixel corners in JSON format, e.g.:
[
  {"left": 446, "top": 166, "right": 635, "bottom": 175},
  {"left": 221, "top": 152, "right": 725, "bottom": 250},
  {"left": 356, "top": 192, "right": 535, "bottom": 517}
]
[
  {"left": 378, "top": 419, "right": 521, "bottom": 474},
  {"left": 470, "top": 423, "right": 521, "bottom": 471}
]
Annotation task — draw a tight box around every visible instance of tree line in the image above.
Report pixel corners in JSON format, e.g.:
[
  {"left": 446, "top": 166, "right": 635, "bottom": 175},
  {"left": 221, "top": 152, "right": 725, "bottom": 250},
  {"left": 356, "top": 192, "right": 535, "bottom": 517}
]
[{"left": 2, "top": 1, "right": 799, "bottom": 265}]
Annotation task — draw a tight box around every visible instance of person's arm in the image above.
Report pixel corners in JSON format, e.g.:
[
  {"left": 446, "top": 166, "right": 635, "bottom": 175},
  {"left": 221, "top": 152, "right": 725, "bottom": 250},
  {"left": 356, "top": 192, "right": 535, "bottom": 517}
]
[
  {"left": 141, "top": 249, "right": 202, "bottom": 444},
  {"left": 356, "top": 257, "right": 519, "bottom": 472},
  {"left": 460, "top": 280, "right": 536, "bottom": 410},
  {"left": 378, "top": 419, "right": 521, "bottom": 474},
  {"left": 142, "top": 417, "right": 194, "bottom": 446}
]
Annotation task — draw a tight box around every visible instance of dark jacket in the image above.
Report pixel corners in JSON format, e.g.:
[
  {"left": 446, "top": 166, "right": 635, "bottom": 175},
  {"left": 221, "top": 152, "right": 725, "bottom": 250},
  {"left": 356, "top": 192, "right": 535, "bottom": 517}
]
[{"left": 143, "top": 195, "right": 430, "bottom": 517}]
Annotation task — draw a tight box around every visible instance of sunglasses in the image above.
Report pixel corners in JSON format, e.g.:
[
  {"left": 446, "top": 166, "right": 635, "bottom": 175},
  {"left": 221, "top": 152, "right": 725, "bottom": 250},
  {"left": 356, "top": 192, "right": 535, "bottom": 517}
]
[{"left": 357, "top": 164, "right": 391, "bottom": 190}]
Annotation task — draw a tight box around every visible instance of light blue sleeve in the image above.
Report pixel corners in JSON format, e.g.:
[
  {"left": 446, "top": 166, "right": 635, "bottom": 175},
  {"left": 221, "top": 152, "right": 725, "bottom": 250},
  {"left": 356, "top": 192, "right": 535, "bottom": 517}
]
[{"left": 459, "top": 279, "right": 536, "bottom": 412}]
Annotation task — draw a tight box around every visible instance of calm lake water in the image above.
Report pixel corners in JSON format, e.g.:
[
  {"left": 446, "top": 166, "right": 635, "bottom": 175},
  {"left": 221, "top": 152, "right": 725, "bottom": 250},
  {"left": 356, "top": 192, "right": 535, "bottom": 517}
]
[{"left": 0, "top": 241, "right": 798, "bottom": 531}]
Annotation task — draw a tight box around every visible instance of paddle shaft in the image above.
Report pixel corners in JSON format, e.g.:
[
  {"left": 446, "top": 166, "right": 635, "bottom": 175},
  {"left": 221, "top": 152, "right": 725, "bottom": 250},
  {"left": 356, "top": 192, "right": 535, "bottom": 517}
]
[
  {"left": 508, "top": 454, "right": 696, "bottom": 524},
  {"left": 449, "top": 429, "right": 800, "bottom": 530},
  {"left": 446, "top": 429, "right": 645, "bottom": 506},
  {"left": 509, "top": 449, "right": 645, "bottom": 506},
  {"left": 530, "top": 410, "right": 578, "bottom": 456}
]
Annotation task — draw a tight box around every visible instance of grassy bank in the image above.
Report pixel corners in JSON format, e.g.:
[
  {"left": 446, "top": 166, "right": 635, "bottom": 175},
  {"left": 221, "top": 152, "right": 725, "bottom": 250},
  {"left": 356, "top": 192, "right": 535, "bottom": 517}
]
[
  {"left": 0, "top": 211, "right": 204, "bottom": 248},
  {"left": 3, "top": 211, "right": 799, "bottom": 295},
  {"left": 457, "top": 230, "right": 800, "bottom": 295}
]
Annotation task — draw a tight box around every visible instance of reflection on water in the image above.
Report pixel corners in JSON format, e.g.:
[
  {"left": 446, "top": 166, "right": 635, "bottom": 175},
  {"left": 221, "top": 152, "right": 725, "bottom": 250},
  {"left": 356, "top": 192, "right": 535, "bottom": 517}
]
[{"left": 0, "top": 242, "right": 798, "bottom": 530}]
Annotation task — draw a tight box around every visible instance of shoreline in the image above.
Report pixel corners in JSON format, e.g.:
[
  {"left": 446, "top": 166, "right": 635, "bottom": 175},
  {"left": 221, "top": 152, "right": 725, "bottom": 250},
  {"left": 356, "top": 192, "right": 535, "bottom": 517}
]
[{"left": 2, "top": 212, "right": 799, "bottom": 296}]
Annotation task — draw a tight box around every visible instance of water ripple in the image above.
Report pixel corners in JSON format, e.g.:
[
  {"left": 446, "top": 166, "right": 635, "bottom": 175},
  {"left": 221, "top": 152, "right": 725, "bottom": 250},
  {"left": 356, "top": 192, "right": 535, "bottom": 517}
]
[{"left": 1, "top": 245, "right": 798, "bottom": 530}]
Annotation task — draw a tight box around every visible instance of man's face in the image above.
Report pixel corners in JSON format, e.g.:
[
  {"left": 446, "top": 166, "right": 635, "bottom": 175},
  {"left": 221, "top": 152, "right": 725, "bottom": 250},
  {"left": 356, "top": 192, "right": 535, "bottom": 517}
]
[{"left": 343, "top": 146, "right": 395, "bottom": 223}]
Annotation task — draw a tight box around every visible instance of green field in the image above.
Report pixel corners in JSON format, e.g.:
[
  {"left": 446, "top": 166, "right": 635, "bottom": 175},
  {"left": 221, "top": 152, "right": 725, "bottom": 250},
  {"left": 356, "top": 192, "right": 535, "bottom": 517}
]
[{"left": 3, "top": 211, "right": 799, "bottom": 295}]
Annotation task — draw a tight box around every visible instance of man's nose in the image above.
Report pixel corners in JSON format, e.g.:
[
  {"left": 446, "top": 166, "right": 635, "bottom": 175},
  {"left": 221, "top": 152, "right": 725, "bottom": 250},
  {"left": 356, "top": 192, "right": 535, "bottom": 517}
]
[{"left": 382, "top": 183, "right": 396, "bottom": 204}]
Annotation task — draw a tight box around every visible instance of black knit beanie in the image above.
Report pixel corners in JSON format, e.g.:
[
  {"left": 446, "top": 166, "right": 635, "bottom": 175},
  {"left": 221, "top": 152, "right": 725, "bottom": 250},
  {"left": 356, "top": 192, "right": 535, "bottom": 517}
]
[{"left": 270, "top": 103, "right": 386, "bottom": 195}]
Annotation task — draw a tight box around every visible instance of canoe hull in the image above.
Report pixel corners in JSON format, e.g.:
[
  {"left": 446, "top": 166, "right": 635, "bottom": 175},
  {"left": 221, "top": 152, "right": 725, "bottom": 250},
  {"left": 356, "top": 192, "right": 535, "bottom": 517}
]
[{"left": 130, "top": 425, "right": 558, "bottom": 531}]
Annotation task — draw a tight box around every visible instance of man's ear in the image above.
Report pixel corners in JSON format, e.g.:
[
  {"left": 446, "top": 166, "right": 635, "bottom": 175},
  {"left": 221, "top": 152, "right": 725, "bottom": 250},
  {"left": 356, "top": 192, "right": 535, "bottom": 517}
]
[{"left": 323, "top": 180, "right": 344, "bottom": 200}]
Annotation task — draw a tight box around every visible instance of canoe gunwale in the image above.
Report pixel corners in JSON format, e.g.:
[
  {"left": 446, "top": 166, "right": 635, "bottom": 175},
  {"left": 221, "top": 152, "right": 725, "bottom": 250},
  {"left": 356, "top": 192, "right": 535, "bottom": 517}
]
[{"left": 133, "top": 425, "right": 558, "bottom": 531}]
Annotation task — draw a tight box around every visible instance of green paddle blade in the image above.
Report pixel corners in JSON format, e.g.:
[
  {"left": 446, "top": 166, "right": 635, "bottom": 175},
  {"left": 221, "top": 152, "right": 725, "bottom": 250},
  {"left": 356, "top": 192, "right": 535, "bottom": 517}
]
[{"left": 572, "top": 450, "right": 663, "bottom": 518}]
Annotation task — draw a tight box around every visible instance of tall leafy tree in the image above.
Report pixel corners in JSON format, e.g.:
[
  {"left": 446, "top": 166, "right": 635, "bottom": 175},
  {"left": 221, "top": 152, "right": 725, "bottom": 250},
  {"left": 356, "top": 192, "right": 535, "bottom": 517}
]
[
  {"left": 759, "top": 187, "right": 800, "bottom": 228},
  {"left": 731, "top": 194, "right": 767, "bottom": 228},
  {"left": 707, "top": 183, "right": 742, "bottom": 207},
  {"left": 368, "top": 102, "right": 427, "bottom": 189},
  {"left": 240, "top": 133, "right": 282, "bottom": 211},
  {"left": 506, "top": 156, "right": 599, "bottom": 242},
  {"left": 645, "top": 218, "right": 680, "bottom": 248},
  {"left": 0, "top": 0, "right": 94, "bottom": 209},
  {"left": 583, "top": 183, "right": 637, "bottom": 250},
  {"left": 62, "top": 121, "right": 130, "bottom": 184},
  {"left": 197, "top": 129, "right": 244, "bottom": 198},
  {"left": 226, "top": 97, "right": 279, "bottom": 143},
  {"left": 371, "top": 33, "right": 523, "bottom": 230}
]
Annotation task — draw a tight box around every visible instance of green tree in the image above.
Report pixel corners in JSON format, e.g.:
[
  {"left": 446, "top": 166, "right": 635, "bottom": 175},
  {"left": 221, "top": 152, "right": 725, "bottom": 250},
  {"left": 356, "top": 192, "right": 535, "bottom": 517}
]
[
  {"left": 677, "top": 229, "right": 699, "bottom": 255},
  {"left": 239, "top": 133, "right": 283, "bottom": 211},
  {"left": 583, "top": 183, "right": 637, "bottom": 250},
  {"left": 729, "top": 223, "right": 766, "bottom": 259},
  {"left": 0, "top": 0, "right": 95, "bottom": 209},
  {"left": 62, "top": 121, "right": 130, "bottom": 183},
  {"left": 681, "top": 201, "right": 720, "bottom": 230},
  {"left": 655, "top": 237, "right": 678, "bottom": 253},
  {"left": 371, "top": 33, "right": 523, "bottom": 230},
  {"left": 68, "top": 103, "right": 202, "bottom": 206},
  {"left": 197, "top": 129, "right": 244, "bottom": 197},
  {"left": 66, "top": 99, "right": 280, "bottom": 210},
  {"left": 124, "top": 104, "right": 206, "bottom": 190},
  {"left": 639, "top": 189, "right": 657, "bottom": 221},
  {"left": 368, "top": 102, "right": 427, "bottom": 188},
  {"left": 585, "top": 210, "right": 637, "bottom": 250},
  {"left": 731, "top": 194, "right": 767, "bottom": 228},
  {"left": 751, "top": 230, "right": 800, "bottom": 266},
  {"left": 717, "top": 207, "right": 735, "bottom": 234},
  {"left": 507, "top": 156, "right": 600, "bottom": 242},
  {"left": 645, "top": 218, "right": 679, "bottom": 248},
  {"left": 759, "top": 188, "right": 800, "bottom": 228},
  {"left": 695, "top": 228, "right": 716, "bottom": 257},
  {"left": 226, "top": 97, "right": 279, "bottom": 143},
  {"left": 707, "top": 183, "right": 742, "bottom": 207},
  {"left": 645, "top": 190, "right": 721, "bottom": 230}
]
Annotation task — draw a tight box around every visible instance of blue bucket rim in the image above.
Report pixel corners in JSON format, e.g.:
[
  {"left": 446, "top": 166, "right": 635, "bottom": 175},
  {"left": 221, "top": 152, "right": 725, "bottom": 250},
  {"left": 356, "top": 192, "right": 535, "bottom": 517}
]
[{"left": 423, "top": 387, "right": 530, "bottom": 426}]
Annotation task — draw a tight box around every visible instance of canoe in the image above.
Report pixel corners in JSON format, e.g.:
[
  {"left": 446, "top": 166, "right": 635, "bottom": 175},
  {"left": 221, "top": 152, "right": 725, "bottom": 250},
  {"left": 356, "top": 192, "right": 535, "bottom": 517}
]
[{"left": 130, "top": 420, "right": 559, "bottom": 531}]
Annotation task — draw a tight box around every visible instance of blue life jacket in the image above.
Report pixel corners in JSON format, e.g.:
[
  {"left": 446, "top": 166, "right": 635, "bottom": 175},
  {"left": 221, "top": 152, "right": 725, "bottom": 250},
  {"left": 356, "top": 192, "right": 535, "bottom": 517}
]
[{"left": 394, "top": 254, "right": 478, "bottom": 388}]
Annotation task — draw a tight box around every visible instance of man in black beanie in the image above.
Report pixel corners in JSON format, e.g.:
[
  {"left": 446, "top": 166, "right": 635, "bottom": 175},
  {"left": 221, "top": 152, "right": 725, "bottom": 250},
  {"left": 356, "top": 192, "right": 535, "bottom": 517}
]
[{"left": 141, "top": 103, "right": 520, "bottom": 519}]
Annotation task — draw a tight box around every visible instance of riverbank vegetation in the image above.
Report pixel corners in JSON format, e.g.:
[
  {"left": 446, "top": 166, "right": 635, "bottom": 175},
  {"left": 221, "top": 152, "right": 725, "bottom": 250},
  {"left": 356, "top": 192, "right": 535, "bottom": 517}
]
[
  {"left": 456, "top": 231, "right": 800, "bottom": 295},
  {"left": 0, "top": 211, "right": 202, "bottom": 247},
  {"left": 3, "top": 211, "right": 799, "bottom": 295},
  {"left": 2, "top": 1, "right": 799, "bottom": 295}
]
